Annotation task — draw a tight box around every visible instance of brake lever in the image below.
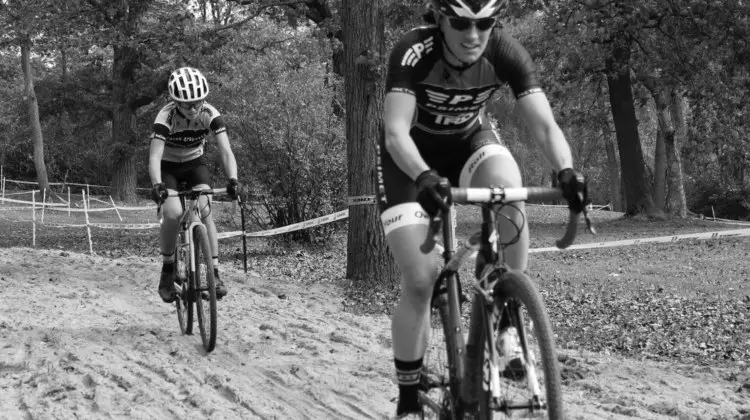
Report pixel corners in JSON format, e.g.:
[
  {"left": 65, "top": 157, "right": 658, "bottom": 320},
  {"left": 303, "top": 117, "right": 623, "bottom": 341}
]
[{"left": 420, "top": 215, "right": 443, "bottom": 254}]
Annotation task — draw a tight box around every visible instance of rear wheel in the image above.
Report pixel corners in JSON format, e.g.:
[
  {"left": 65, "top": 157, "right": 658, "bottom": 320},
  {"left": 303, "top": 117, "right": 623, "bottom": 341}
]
[
  {"left": 193, "top": 224, "right": 217, "bottom": 353},
  {"left": 474, "top": 269, "right": 563, "bottom": 419},
  {"left": 420, "top": 274, "right": 466, "bottom": 419}
]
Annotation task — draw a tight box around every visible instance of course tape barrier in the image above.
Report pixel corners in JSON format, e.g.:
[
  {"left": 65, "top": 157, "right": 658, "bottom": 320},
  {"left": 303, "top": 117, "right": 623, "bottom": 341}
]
[
  {"left": 528, "top": 228, "right": 750, "bottom": 253},
  {"left": 348, "top": 196, "right": 377, "bottom": 205},
  {"left": 0, "top": 197, "right": 67, "bottom": 207},
  {"left": 219, "top": 209, "right": 350, "bottom": 240},
  {"left": 0, "top": 196, "right": 155, "bottom": 212},
  {"left": 432, "top": 227, "right": 750, "bottom": 257},
  {"left": 3, "top": 177, "right": 151, "bottom": 191}
]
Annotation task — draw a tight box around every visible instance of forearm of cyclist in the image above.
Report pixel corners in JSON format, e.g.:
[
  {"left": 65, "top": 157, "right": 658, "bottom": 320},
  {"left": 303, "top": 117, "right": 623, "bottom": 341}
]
[
  {"left": 215, "top": 132, "right": 238, "bottom": 180},
  {"left": 384, "top": 92, "right": 429, "bottom": 180},
  {"left": 385, "top": 128, "right": 430, "bottom": 181},
  {"left": 517, "top": 92, "right": 574, "bottom": 171},
  {"left": 149, "top": 137, "right": 165, "bottom": 185}
]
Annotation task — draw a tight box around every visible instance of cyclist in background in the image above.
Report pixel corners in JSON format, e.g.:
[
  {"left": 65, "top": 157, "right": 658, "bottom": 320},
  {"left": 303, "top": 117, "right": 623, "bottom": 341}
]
[
  {"left": 149, "top": 66, "right": 241, "bottom": 303},
  {"left": 378, "top": 1, "right": 588, "bottom": 417}
]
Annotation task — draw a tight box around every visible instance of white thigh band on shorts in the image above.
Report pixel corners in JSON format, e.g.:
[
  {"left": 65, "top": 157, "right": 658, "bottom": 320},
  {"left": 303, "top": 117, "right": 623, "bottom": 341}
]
[
  {"left": 380, "top": 202, "right": 430, "bottom": 236},
  {"left": 459, "top": 144, "right": 513, "bottom": 187}
]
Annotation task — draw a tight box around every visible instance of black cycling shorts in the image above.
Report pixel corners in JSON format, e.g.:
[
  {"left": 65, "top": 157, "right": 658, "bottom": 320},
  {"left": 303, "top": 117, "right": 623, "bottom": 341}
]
[
  {"left": 160, "top": 156, "right": 212, "bottom": 191},
  {"left": 376, "top": 121, "right": 505, "bottom": 214}
]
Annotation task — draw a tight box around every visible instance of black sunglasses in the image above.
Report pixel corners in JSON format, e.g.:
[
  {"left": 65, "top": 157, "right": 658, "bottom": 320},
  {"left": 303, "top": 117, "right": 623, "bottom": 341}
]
[
  {"left": 447, "top": 17, "right": 496, "bottom": 32},
  {"left": 177, "top": 100, "right": 204, "bottom": 111}
]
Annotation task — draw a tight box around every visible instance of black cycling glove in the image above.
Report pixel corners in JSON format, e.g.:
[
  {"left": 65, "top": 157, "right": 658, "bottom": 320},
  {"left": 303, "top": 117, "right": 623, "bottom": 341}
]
[
  {"left": 151, "top": 182, "right": 168, "bottom": 204},
  {"left": 557, "top": 168, "right": 588, "bottom": 213},
  {"left": 226, "top": 178, "right": 241, "bottom": 200},
  {"left": 415, "top": 169, "right": 451, "bottom": 218}
]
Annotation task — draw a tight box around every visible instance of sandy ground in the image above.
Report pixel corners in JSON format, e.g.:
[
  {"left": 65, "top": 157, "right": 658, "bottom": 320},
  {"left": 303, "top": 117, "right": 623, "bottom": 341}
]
[{"left": 1, "top": 247, "right": 748, "bottom": 420}]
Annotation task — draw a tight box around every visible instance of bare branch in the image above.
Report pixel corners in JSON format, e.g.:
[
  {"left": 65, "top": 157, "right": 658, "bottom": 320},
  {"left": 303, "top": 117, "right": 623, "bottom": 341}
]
[{"left": 215, "top": 0, "right": 307, "bottom": 33}]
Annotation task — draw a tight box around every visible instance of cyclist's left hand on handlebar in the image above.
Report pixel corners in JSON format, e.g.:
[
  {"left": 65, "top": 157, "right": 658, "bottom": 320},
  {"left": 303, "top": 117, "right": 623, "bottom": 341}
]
[
  {"left": 226, "top": 178, "right": 241, "bottom": 200},
  {"left": 558, "top": 168, "right": 589, "bottom": 213},
  {"left": 415, "top": 169, "right": 451, "bottom": 218},
  {"left": 151, "top": 182, "right": 168, "bottom": 205}
]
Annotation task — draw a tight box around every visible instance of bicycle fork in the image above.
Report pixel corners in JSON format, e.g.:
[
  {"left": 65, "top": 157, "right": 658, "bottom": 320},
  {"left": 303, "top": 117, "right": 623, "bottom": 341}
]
[{"left": 467, "top": 271, "right": 547, "bottom": 414}]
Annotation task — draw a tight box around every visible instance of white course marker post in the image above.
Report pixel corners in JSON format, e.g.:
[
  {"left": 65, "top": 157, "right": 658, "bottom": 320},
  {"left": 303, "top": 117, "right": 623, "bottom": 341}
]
[
  {"left": 67, "top": 187, "right": 71, "bottom": 218},
  {"left": 41, "top": 188, "right": 46, "bottom": 224},
  {"left": 86, "top": 184, "right": 91, "bottom": 209},
  {"left": 31, "top": 190, "right": 37, "bottom": 247},
  {"left": 82, "top": 190, "right": 94, "bottom": 254},
  {"left": 109, "top": 196, "right": 123, "bottom": 221}
]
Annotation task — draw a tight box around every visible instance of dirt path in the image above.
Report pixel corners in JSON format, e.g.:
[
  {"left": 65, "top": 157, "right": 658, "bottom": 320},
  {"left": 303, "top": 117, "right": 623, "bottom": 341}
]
[{"left": 0, "top": 248, "right": 747, "bottom": 419}]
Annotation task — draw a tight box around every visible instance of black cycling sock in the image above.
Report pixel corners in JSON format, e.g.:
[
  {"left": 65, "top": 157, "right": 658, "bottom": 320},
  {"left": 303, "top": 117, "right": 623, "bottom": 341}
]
[
  {"left": 162, "top": 252, "right": 174, "bottom": 274},
  {"left": 162, "top": 262, "right": 174, "bottom": 273},
  {"left": 395, "top": 358, "right": 423, "bottom": 414}
]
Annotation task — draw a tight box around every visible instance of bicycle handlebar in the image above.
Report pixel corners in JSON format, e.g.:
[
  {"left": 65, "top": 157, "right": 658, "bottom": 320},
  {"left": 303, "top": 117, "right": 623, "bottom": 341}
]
[{"left": 420, "top": 186, "right": 596, "bottom": 254}]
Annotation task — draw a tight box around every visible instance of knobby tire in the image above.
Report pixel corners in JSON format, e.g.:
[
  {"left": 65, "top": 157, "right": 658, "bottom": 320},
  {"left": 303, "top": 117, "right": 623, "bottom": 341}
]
[
  {"left": 175, "top": 234, "right": 192, "bottom": 335},
  {"left": 193, "top": 224, "right": 217, "bottom": 353},
  {"left": 422, "top": 274, "right": 466, "bottom": 420}
]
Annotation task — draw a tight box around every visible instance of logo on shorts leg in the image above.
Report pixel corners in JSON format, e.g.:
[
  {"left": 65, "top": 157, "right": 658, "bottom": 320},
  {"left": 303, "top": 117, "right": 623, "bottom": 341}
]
[{"left": 401, "top": 37, "right": 434, "bottom": 67}]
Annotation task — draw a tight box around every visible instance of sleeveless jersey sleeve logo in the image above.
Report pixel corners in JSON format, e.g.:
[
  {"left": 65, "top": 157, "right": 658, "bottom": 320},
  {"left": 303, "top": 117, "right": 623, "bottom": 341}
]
[{"left": 401, "top": 36, "right": 434, "bottom": 67}]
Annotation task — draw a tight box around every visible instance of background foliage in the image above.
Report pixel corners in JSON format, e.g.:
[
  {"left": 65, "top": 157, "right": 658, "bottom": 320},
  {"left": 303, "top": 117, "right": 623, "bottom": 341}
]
[{"left": 0, "top": 0, "right": 749, "bottom": 227}]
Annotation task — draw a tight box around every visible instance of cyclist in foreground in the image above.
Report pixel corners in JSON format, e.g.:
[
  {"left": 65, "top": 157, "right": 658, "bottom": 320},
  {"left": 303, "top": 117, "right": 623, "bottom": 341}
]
[
  {"left": 378, "top": 1, "right": 588, "bottom": 418},
  {"left": 148, "top": 66, "right": 241, "bottom": 304}
]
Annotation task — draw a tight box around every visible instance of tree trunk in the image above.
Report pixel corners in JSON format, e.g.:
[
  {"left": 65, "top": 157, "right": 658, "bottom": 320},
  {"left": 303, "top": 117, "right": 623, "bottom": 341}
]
[
  {"left": 605, "top": 43, "right": 659, "bottom": 217},
  {"left": 653, "top": 125, "right": 666, "bottom": 210},
  {"left": 666, "top": 88, "right": 687, "bottom": 217},
  {"left": 342, "top": 0, "right": 398, "bottom": 285},
  {"left": 603, "top": 127, "right": 623, "bottom": 212},
  {"left": 20, "top": 38, "right": 50, "bottom": 194},
  {"left": 110, "top": 45, "right": 139, "bottom": 202},
  {"left": 60, "top": 46, "right": 68, "bottom": 82}
]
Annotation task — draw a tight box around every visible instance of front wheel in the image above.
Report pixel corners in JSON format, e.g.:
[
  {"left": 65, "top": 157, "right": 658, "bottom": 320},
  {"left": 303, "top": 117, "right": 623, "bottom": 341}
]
[
  {"left": 474, "top": 269, "right": 563, "bottom": 419},
  {"left": 174, "top": 234, "right": 192, "bottom": 335},
  {"left": 193, "top": 224, "right": 217, "bottom": 353}
]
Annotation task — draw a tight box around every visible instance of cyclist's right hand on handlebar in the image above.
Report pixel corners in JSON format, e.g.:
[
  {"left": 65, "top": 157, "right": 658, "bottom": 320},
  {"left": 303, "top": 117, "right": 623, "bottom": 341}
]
[
  {"left": 558, "top": 168, "right": 588, "bottom": 213},
  {"left": 415, "top": 169, "right": 451, "bottom": 218},
  {"left": 151, "top": 182, "right": 168, "bottom": 204},
  {"left": 226, "top": 178, "right": 241, "bottom": 200}
]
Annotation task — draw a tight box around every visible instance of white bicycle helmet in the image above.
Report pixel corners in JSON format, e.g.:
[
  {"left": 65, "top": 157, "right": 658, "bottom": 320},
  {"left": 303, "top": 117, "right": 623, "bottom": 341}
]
[
  {"left": 168, "top": 67, "right": 209, "bottom": 102},
  {"left": 429, "top": 0, "right": 507, "bottom": 19}
]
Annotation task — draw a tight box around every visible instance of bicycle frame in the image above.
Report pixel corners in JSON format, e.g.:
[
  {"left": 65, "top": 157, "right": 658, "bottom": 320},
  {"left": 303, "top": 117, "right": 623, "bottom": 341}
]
[
  {"left": 422, "top": 186, "right": 592, "bottom": 417},
  {"left": 174, "top": 195, "right": 205, "bottom": 295},
  {"left": 161, "top": 187, "right": 226, "bottom": 296}
]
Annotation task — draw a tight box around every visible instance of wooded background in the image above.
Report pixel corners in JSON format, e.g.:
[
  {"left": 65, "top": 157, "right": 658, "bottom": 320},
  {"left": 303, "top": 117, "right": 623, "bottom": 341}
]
[{"left": 1, "top": 0, "right": 748, "bottom": 233}]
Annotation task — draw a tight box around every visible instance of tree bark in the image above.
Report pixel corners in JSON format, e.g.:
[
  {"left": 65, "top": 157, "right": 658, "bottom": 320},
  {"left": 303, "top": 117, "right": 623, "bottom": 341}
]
[
  {"left": 605, "top": 42, "right": 659, "bottom": 216},
  {"left": 20, "top": 37, "right": 50, "bottom": 194},
  {"left": 666, "top": 88, "right": 687, "bottom": 217},
  {"left": 653, "top": 124, "right": 666, "bottom": 210},
  {"left": 603, "top": 127, "right": 623, "bottom": 212},
  {"left": 342, "top": 0, "right": 398, "bottom": 285},
  {"left": 110, "top": 45, "right": 139, "bottom": 202}
]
